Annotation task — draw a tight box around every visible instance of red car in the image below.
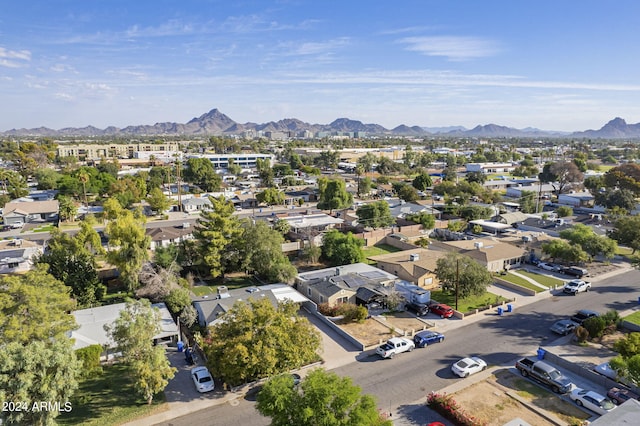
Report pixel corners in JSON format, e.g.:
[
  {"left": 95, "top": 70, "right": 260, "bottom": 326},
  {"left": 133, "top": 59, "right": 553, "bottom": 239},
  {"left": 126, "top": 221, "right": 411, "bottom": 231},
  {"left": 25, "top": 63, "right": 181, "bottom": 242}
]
[{"left": 429, "top": 303, "right": 454, "bottom": 318}]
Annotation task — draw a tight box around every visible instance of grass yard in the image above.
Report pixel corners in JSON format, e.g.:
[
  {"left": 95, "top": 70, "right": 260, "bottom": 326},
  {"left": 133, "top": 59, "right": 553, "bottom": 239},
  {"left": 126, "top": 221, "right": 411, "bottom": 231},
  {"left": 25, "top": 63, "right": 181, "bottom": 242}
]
[
  {"left": 515, "top": 270, "right": 563, "bottom": 288},
  {"left": 501, "top": 272, "right": 548, "bottom": 293},
  {"left": 430, "top": 290, "right": 508, "bottom": 314},
  {"left": 617, "top": 246, "right": 634, "bottom": 256},
  {"left": 191, "top": 275, "right": 257, "bottom": 296},
  {"left": 623, "top": 311, "right": 640, "bottom": 326},
  {"left": 57, "top": 363, "right": 168, "bottom": 426},
  {"left": 362, "top": 244, "right": 402, "bottom": 264}
]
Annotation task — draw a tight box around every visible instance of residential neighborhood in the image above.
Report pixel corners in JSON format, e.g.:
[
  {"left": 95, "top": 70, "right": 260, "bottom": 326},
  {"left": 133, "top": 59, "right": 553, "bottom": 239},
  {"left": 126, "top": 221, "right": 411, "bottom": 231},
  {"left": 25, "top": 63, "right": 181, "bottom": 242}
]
[{"left": 3, "top": 128, "right": 640, "bottom": 426}]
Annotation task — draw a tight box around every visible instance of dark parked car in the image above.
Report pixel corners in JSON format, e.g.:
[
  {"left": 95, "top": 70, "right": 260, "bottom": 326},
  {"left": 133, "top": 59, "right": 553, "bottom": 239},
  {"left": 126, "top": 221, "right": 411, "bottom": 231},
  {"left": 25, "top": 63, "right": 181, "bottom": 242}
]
[
  {"left": 562, "top": 266, "right": 589, "bottom": 278},
  {"left": 570, "top": 309, "right": 599, "bottom": 325},
  {"left": 607, "top": 386, "right": 640, "bottom": 405},
  {"left": 413, "top": 330, "right": 445, "bottom": 348},
  {"left": 405, "top": 302, "right": 429, "bottom": 316},
  {"left": 550, "top": 319, "right": 579, "bottom": 335},
  {"left": 429, "top": 303, "right": 454, "bottom": 318}
]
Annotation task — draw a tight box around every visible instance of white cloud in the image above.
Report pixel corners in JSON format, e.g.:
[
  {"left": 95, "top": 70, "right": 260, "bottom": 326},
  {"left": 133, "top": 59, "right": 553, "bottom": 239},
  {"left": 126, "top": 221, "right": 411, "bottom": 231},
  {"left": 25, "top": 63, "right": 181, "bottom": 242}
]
[
  {"left": 398, "top": 36, "right": 500, "bottom": 61},
  {"left": 0, "top": 47, "right": 31, "bottom": 68}
]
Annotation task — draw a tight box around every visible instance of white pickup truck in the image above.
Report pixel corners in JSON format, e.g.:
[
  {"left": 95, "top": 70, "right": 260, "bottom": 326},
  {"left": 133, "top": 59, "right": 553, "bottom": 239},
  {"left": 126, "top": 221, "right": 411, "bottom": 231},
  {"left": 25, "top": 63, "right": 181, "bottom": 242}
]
[{"left": 375, "top": 337, "right": 415, "bottom": 359}]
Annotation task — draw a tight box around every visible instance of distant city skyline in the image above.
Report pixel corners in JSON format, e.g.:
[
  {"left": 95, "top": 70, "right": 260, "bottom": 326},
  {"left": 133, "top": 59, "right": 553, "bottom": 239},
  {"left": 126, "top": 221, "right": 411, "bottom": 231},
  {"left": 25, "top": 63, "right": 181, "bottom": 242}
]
[{"left": 2, "top": 1, "right": 640, "bottom": 132}]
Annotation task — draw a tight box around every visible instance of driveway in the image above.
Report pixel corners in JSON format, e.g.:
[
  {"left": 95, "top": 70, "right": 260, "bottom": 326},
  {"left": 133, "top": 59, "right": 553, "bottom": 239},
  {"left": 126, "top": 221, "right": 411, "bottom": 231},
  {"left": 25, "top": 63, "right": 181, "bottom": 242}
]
[{"left": 163, "top": 347, "right": 225, "bottom": 403}]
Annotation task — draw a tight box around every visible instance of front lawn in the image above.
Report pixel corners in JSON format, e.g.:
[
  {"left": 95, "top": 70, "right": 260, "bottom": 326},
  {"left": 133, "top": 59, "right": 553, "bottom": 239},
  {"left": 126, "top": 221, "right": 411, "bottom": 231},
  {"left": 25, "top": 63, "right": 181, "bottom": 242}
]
[
  {"left": 430, "top": 290, "right": 509, "bottom": 314},
  {"left": 501, "top": 273, "right": 548, "bottom": 293},
  {"left": 515, "top": 270, "right": 563, "bottom": 288},
  {"left": 57, "top": 363, "right": 168, "bottom": 426},
  {"left": 623, "top": 311, "right": 640, "bottom": 326}
]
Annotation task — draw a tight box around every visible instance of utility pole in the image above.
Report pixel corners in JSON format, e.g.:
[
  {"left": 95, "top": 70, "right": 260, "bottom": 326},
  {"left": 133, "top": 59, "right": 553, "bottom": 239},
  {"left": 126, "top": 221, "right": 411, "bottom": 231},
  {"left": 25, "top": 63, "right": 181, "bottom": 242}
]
[
  {"left": 455, "top": 258, "right": 459, "bottom": 311},
  {"left": 176, "top": 157, "right": 182, "bottom": 212}
]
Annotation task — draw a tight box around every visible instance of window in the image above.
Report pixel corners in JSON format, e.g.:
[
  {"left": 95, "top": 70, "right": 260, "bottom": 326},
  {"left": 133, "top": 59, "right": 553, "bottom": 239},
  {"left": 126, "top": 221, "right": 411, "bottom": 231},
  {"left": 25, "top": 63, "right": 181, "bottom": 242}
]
[
  {"left": 319, "top": 296, "right": 324, "bottom": 303},
  {"left": 307, "top": 288, "right": 311, "bottom": 296}
]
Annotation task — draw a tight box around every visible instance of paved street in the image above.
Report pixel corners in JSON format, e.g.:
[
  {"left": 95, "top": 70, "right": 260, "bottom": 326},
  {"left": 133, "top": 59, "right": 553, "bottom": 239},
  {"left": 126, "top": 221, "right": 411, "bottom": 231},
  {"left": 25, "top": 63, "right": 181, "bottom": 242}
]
[{"left": 147, "top": 264, "right": 640, "bottom": 426}]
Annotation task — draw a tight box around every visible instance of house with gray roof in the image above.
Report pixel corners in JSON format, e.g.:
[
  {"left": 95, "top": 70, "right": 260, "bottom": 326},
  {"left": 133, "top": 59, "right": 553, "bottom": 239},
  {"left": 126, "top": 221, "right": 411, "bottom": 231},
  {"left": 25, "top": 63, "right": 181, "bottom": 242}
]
[
  {"left": 192, "top": 284, "right": 310, "bottom": 327},
  {"left": 181, "top": 197, "right": 212, "bottom": 213},
  {"left": 2, "top": 199, "right": 59, "bottom": 226},
  {"left": 296, "top": 263, "right": 397, "bottom": 308},
  {"left": 0, "top": 239, "right": 43, "bottom": 274}
]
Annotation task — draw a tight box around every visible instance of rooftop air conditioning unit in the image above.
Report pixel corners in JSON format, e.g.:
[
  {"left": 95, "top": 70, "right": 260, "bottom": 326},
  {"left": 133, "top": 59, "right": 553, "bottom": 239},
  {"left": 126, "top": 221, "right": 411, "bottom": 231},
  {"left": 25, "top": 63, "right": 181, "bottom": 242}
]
[
  {"left": 409, "top": 253, "right": 420, "bottom": 261},
  {"left": 474, "top": 242, "right": 484, "bottom": 249}
]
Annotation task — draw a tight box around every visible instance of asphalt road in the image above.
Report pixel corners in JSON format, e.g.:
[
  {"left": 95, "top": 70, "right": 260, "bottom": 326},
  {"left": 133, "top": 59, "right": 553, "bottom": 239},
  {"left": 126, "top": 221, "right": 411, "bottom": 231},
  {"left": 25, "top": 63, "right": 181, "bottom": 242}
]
[{"left": 158, "top": 267, "right": 640, "bottom": 426}]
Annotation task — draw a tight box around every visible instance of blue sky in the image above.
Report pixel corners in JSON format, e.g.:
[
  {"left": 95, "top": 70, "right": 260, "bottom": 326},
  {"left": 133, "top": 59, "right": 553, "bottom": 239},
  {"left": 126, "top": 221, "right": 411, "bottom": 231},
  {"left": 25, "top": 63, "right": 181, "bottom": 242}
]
[{"left": 2, "top": 0, "right": 640, "bottom": 132}]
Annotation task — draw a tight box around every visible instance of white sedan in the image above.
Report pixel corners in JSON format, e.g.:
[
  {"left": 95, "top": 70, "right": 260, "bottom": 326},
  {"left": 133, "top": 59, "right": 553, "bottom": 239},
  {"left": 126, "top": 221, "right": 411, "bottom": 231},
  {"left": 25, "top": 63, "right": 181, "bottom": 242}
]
[
  {"left": 191, "top": 366, "right": 215, "bottom": 393},
  {"left": 451, "top": 357, "right": 487, "bottom": 378},
  {"left": 538, "top": 262, "right": 560, "bottom": 272},
  {"left": 569, "top": 388, "right": 616, "bottom": 415}
]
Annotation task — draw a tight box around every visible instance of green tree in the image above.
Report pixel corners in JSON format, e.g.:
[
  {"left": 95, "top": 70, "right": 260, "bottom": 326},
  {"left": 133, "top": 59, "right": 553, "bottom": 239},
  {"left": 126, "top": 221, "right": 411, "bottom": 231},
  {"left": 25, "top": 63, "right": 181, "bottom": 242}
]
[
  {"left": 183, "top": 157, "right": 221, "bottom": 192},
  {"left": 412, "top": 172, "right": 433, "bottom": 191},
  {"left": 289, "top": 153, "right": 303, "bottom": 169},
  {"left": 257, "top": 187, "right": 285, "bottom": 206},
  {"left": 321, "top": 230, "right": 364, "bottom": 266},
  {"left": 0, "top": 170, "right": 29, "bottom": 199},
  {"left": 356, "top": 201, "right": 395, "bottom": 229},
  {"left": 539, "top": 161, "right": 583, "bottom": 195},
  {"left": 256, "top": 368, "right": 391, "bottom": 426},
  {"left": 357, "top": 152, "right": 378, "bottom": 173},
  {"left": 595, "top": 188, "right": 636, "bottom": 211},
  {"left": 147, "top": 187, "right": 171, "bottom": 215},
  {"left": 34, "top": 168, "right": 62, "bottom": 190},
  {"left": 397, "top": 184, "right": 419, "bottom": 202},
  {"left": 57, "top": 194, "right": 78, "bottom": 222},
  {"left": 192, "top": 196, "right": 242, "bottom": 278},
  {"left": 164, "top": 287, "right": 192, "bottom": 314},
  {"left": 106, "top": 208, "right": 151, "bottom": 291},
  {"left": 559, "top": 223, "right": 617, "bottom": 260},
  {"left": 34, "top": 228, "right": 105, "bottom": 307},
  {"left": 556, "top": 205, "right": 573, "bottom": 217},
  {"left": 519, "top": 190, "right": 537, "bottom": 214},
  {"left": 405, "top": 212, "right": 436, "bottom": 229},
  {"left": 273, "top": 218, "right": 291, "bottom": 235},
  {"left": 0, "top": 266, "right": 77, "bottom": 345},
  {"left": 465, "top": 171, "right": 486, "bottom": 184},
  {"left": 316, "top": 150, "right": 340, "bottom": 170},
  {"left": 257, "top": 158, "right": 275, "bottom": 187},
  {"left": 108, "top": 175, "right": 147, "bottom": 208},
  {"left": 236, "top": 221, "right": 297, "bottom": 283},
  {"left": 611, "top": 216, "right": 640, "bottom": 254},
  {"left": 0, "top": 339, "right": 81, "bottom": 426},
  {"left": 435, "top": 252, "right": 493, "bottom": 299},
  {"left": 200, "top": 298, "right": 321, "bottom": 386},
  {"left": 541, "top": 239, "right": 589, "bottom": 264},
  {"left": 317, "top": 178, "right": 353, "bottom": 214},
  {"left": 105, "top": 299, "right": 176, "bottom": 404}
]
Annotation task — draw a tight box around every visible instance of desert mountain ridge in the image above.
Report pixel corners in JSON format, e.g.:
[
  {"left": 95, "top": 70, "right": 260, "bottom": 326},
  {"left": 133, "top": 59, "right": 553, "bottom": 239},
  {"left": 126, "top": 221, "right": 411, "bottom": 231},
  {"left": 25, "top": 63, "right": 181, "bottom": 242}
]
[{"left": 2, "top": 109, "right": 639, "bottom": 139}]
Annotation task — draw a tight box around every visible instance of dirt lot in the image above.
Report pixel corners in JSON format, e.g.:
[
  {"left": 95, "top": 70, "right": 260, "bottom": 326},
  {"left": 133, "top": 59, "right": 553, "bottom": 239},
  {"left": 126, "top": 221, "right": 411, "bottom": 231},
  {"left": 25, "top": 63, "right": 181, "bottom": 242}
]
[
  {"left": 337, "top": 312, "right": 430, "bottom": 347},
  {"left": 452, "top": 369, "right": 590, "bottom": 426}
]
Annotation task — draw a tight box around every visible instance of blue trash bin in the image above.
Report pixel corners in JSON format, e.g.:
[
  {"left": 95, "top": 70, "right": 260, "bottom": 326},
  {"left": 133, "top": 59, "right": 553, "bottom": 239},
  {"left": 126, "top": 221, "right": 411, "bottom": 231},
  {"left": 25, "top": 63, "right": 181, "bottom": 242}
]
[
  {"left": 497, "top": 307, "right": 503, "bottom": 316},
  {"left": 177, "top": 341, "right": 184, "bottom": 352},
  {"left": 537, "top": 348, "right": 546, "bottom": 360},
  {"left": 507, "top": 304, "right": 513, "bottom": 313}
]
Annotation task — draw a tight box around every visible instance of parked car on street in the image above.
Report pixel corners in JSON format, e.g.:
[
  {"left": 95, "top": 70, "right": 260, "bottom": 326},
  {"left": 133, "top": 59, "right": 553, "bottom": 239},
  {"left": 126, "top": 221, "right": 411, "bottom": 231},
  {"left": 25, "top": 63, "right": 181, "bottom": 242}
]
[
  {"left": 607, "top": 386, "right": 640, "bottom": 405},
  {"left": 451, "top": 357, "right": 487, "bottom": 378},
  {"left": 569, "top": 388, "right": 616, "bottom": 415},
  {"left": 594, "top": 362, "right": 618, "bottom": 380},
  {"left": 561, "top": 266, "right": 589, "bottom": 278},
  {"left": 515, "top": 357, "right": 573, "bottom": 394},
  {"left": 563, "top": 279, "right": 591, "bottom": 295},
  {"left": 550, "top": 319, "right": 579, "bottom": 335},
  {"left": 429, "top": 303, "right": 454, "bottom": 318},
  {"left": 538, "top": 262, "right": 561, "bottom": 272},
  {"left": 413, "top": 330, "right": 445, "bottom": 348},
  {"left": 405, "top": 302, "right": 429, "bottom": 316},
  {"left": 570, "top": 309, "right": 599, "bottom": 325},
  {"left": 375, "top": 337, "right": 415, "bottom": 359},
  {"left": 191, "top": 366, "right": 215, "bottom": 393}
]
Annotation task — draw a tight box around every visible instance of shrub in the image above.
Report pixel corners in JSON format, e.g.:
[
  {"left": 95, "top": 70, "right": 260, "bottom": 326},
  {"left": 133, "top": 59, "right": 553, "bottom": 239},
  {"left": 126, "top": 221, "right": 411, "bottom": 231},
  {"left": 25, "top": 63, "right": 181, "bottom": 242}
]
[
  {"left": 575, "top": 326, "right": 589, "bottom": 343},
  {"left": 427, "top": 392, "right": 486, "bottom": 426},
  {"left": 338, "top": 304, "right": 368, "bottom": 323},
  {"left": 318, "top": 302, "right": 340, "bottom": 317},
  {"left": 75, "top": 344, "right": 103, "bottom": 377},
  {"left": 165, "top": 287, "right": 191, "bottom": 314},
  {"left": 583, "top": 316, "right": 607, "bottom": 339}
]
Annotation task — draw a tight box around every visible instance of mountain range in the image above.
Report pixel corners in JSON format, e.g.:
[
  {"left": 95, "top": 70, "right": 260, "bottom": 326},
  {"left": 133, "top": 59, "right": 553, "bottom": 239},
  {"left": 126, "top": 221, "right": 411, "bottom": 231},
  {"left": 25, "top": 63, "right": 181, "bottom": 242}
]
[{"left": 2, "top": 108, "right": 640, "bottom": 139}]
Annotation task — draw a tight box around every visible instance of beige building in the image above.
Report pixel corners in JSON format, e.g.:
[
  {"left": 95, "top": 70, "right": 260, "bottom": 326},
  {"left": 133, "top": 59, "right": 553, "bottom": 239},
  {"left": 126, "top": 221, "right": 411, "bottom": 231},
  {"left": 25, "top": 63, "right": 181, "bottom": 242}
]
[
  {"left": 429, "top": 239, "right": 527, "bottom": 273},
  {"left": 367, "top": 248, "right": 446, "bottom": 289},
  {"left": 57, "top": 142, "right": 182, "bottom": 160}
]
